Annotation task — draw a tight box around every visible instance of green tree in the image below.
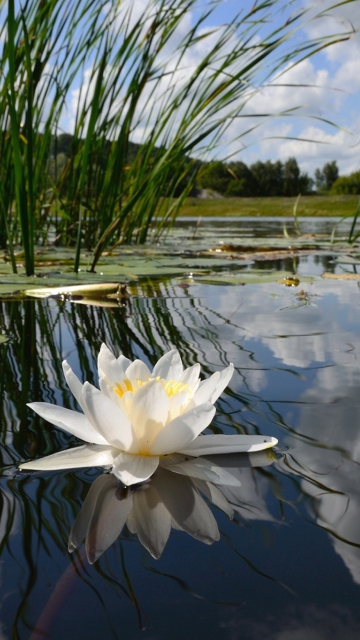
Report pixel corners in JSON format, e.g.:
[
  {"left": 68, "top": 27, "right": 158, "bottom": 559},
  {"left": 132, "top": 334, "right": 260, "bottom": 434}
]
[
  {"left": 198, "top": 161, "right": 232, "bottom": 194},
  {"left": 250, "top": 160, "right": 284, "bottom": 196},
  {"left": 323, "top": 161, "right": 339, "bottom": 191},
  {"left": 331, "top": 171, "right": 360, "bottom": 195},
  {"left": 314, "top": 167, "right": 325, "bottom": 191},
  {"left": 226, "top": 161, "right": 258, "bottom": 196},
  {"left": 283, "top": 157, "right": 301, "bottom": 196},
  {"left": 315, "top": 160, "right": 339, "bottom": 192}
]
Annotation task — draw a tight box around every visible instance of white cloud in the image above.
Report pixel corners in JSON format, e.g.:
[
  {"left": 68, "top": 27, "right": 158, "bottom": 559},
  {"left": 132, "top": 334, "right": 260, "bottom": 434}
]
[
  {"left": 59, "top": 0, "right": 360, "bottom": 176},
  {"left": 279, "top": 379, "right": 360, "bottom": 584}
]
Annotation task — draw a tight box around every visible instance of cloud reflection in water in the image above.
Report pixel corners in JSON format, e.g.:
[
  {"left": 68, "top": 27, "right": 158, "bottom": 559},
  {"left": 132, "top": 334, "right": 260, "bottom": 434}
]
[{"left": 68, "top": 450, "right": 276, "bottom": 562}]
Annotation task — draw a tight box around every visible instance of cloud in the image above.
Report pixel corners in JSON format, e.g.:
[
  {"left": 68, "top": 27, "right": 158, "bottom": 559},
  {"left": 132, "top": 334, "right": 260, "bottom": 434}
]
[
  {"left": 221, "top": 603, "right": 360, "bottom": 639},
  {"left": 59, "top": 0, "right": 360, "bottom": 175},
  {"left": 214, "top": 1, "right": 360, "bottom": 173}
]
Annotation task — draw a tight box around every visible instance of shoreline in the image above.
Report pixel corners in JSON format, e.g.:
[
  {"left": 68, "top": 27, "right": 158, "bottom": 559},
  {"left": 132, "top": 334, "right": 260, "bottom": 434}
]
[{"left": 179, "top": 194, "right": 359, "bottom": 217}]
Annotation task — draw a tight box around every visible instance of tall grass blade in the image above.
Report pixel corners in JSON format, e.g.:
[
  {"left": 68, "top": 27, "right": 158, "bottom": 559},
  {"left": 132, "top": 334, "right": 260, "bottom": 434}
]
[{"left": 0, "top": 0, "right": 356, "bottom": 273}]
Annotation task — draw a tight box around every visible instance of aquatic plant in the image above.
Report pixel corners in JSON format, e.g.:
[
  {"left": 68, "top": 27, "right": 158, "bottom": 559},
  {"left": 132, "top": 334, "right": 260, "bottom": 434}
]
[
  {"left": 0, "top": 0, "right": 354, "bottom": 275},
  {"left": 20, "top": 345, "right": 277, "bottom": 485}
]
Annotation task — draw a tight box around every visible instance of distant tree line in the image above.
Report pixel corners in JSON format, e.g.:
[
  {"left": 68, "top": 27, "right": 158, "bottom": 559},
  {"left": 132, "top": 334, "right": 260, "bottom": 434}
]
[
  {"left": 47, "top": 135, "right": 360, "bottom": 198},
  {"left": 198, "top": 158, "right": 360, "bottom": 197},
  {"left": 197, "top": 157, "right": 314, "bottom": 196}
]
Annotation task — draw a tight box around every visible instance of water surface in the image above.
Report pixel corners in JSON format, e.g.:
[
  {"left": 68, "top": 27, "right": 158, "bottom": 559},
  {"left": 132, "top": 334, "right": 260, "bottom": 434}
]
[{"left": 1, "top": 218, "right": 360, "bottom": 639}]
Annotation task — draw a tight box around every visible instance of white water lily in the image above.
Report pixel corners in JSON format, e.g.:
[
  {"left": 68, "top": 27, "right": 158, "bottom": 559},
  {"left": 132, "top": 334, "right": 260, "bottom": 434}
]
[{"left": 20, "top": 345, "right": 278, "bottom": 486}]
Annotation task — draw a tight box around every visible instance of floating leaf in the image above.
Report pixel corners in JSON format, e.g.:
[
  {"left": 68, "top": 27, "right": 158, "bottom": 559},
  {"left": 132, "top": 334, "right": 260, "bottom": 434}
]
[
  {"left": 322, "top": 273, "right": 360, "bottom": 280},
  {"left": 24, "top": 283, "right": 123, "bottom": 299}
]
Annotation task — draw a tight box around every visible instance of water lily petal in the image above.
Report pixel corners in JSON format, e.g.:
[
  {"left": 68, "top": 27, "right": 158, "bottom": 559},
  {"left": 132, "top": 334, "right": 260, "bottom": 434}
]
[
  {"left": 62, "top": 361, "right": 84, "bottom": 408},
  {"left": 179, "top": 435, "right": 278, "bottom": 456},
  {"left": 149, "top": 403, "right": 216, "bottom": 455},
  {"left": 98, "top": 343, "right": 131, "bottom": 384},
  {"left": 125, "top": 359, "right": 152, "bottom": 383},
  {"left": 27, "top": 402, "right": 108, "bottom": 445},
  {"left": 82, "top": 382, "right": 136, "bottom": 450},
  {"left": 179, "top": 363, "right": 201, "bottom": 388},
  {"left": 152, "top": 349, "right": 183, "bottom": 381},
  {"left": 112, "top": 452, "right": 159, "bottom": 486},
  {"left": 98, "top": 377, "right": 125, "bottom": 409},
  {"left": 132, "top": 485, "right": 171, "bottom": 559},
  {"left": 19, "top": 444, "right": 117, "bottom": 470},
  {"left": 62, "top": 363, "right": 115, "bottom": 438},
  {"left": 98, "top": 377, "right": 112, "bottom": 399},
  {"left": 193, "top": 364, "right": 234, "bottom": 405},
  {"left": 167, "top": 389, "right": 191, "bottom": 421},
  {"left": 128, "top": 380, "right": 169, "bottom": 444}
]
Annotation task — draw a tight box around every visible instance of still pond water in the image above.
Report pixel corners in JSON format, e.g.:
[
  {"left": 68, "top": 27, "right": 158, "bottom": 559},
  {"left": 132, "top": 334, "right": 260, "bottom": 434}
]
[{"left": 1, "top": 217, "right": 360, "bottom": 639}]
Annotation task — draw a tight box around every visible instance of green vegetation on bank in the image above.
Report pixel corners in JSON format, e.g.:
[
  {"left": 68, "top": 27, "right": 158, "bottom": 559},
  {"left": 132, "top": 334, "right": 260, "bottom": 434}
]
[
  {"left": 197, "top": 159, "right": 360, "bottom": 199},
  {"left": 179, "top": 195, "right": 360, "bottom": 218},
  {"left": 331, "top": 171, "right": 360, "bottom": 195}
]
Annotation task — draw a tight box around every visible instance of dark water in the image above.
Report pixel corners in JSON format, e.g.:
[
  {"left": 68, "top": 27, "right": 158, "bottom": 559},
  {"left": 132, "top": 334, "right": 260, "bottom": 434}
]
[{"left": 1, "top": 219, "right": 360, "bottom": 639}]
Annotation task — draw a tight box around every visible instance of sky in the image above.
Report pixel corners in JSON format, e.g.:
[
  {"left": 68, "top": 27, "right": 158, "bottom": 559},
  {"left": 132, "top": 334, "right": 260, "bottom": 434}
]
[
  {"left": 194, "top": 0, "right": 360, "bottom": 177},
  {"left": 59, "top": 0, "right": 360, "bottom": 178}
]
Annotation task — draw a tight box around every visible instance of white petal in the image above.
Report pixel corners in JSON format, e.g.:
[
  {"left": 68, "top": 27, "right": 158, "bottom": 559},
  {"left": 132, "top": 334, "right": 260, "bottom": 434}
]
[
  {"left": 167, "top": 389, "right": 190, "bottom": 421},
  {"left": 99, "top": 377, "right": 112, "bottom": 399},
  {"left": 179, "top": 363, "right": 201, "bottom": 388},
  {"left": 179, "top": 435, "right": 278, "bottom": 456},
  {"left": 82, "top": 382, "right": 136, "bottom": 451},
  {"left": 193, "top": 364, "right": 234, "bottom": 405},
  {"left": 149, "top": 403, "right": 216, "bottom": 455},
  {"left": 112, "top": 452, "right": 159, "bottom": 486},
  {"left": 99, "top": 377, "right": 126, "bottom": 410},
  {"left": 125, "top": 359, "right": 152, "bottom": 382},
  {"left": 117, "top": 354, "right": 133, "bottom": 371},
  {"left": 19, "top": 444, "right": 117, "bottom": 470},
  {"left": 62, "top": 361, "right": 84, "bottom": 408},
  {"left": 62, "top": 362, "right": 114, "bottom": 438},
  {"left": 27, "top": 402, "right": 108, "bottom": 445},
  {"left": 128, "top": 380, "right": 169, "bottom": 445},
  {"left": 152, "top": 350, "right": 183, "bottom": 381},
  {"left": 97, "top": 343, "right": 131, "bottom": 384}
]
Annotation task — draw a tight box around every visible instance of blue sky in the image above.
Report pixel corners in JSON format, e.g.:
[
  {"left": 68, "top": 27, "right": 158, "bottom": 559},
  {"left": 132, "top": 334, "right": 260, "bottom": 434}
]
[
  {"left": 202, "top": 0, "right": 360, "bottom": 177},
  {"left": 61, "top": 0, "right": 360, "bottom": 178}
]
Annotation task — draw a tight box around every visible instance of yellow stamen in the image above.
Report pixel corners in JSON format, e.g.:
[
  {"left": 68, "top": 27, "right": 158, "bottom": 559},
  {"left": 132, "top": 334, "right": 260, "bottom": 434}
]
[
  {"left": 113, "top": 376, "right": 190, "bottom": 399},
  {"left": 164, "top": 379, "right": 189, "bottom": 396},
  {"left": 113, "top": 378, "right": 136, "bottom": 398}
]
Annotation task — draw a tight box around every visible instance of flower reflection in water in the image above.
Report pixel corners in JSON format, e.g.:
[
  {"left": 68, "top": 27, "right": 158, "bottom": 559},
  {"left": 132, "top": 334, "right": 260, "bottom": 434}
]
[{"left": 68, "top": 450, "right": 276, "bottom": 562}]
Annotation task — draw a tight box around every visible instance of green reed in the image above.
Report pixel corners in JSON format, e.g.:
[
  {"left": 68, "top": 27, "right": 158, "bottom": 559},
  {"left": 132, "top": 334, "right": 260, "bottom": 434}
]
[{"left": 0, "top": 0, "right": 354, "bottom": 275}]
